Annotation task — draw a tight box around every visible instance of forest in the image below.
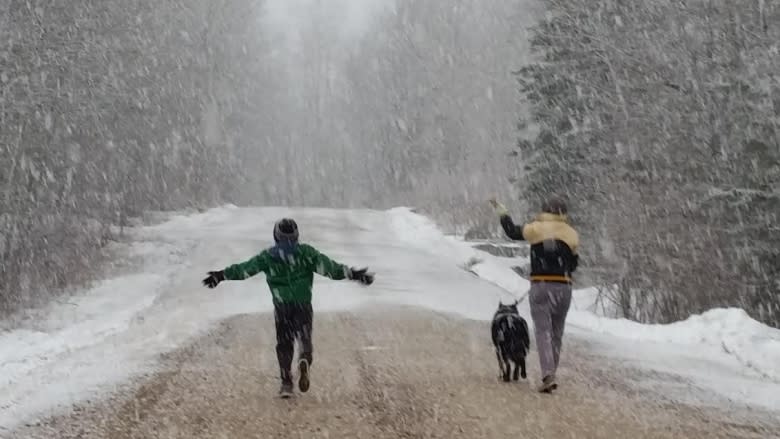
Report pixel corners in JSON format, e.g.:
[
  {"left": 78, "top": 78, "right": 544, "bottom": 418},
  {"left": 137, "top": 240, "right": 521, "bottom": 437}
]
[{"left": 1, "top": 0, "right": 778, "bottom": 327}]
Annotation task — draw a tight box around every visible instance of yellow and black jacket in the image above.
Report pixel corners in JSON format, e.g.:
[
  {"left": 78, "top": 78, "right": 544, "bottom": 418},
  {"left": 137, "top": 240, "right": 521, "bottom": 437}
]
[{"left": 500, "top": 213, "right": 579, "bottom": 283}]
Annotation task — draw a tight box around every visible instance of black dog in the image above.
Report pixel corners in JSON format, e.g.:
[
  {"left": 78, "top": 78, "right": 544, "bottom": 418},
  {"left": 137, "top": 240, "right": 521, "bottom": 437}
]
[{"left": 491, "top": 301, "right": 530, "bottom": 382}]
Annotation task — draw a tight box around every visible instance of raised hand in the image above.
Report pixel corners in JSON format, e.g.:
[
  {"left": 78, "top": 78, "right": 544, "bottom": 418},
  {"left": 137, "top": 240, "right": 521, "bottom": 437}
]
[
  {"left": 349, "top": 267, "right": 375, "bottom": 285},
  {"left": 489, "top": 198, "right": 509, "bottom": 216},
  {"left": 202, "top": 270, "right": 225, "bottom": 289}
]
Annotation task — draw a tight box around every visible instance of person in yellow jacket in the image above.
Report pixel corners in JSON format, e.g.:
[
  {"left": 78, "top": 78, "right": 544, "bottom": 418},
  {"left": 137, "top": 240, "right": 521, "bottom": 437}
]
[{"left": 490, "top": 198, "right": 579, "bottom": 393}]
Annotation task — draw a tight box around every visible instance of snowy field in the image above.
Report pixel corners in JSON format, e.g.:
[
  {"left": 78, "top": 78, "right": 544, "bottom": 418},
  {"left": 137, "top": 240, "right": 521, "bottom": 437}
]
[{"left": 1, "top": 206, "right": 779, "bottom": 432}]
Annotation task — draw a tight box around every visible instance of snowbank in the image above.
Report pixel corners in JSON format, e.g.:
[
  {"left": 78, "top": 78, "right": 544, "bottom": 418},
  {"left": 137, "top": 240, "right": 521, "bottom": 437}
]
[
  {"left": 0, "top": 274, "right": 162, "bottom": 386},
  {"left": 388, "top": 207, "right": 530, "bottom": 301},
  {"left": 0, "top": 274, "right": 175, "bottom": 430},
  {"left": 569, "top": 307, "right": 780, "bottom": 381}
]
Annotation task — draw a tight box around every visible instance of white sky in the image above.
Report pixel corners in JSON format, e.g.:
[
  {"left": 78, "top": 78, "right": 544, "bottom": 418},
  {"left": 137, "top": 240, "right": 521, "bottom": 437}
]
[{"left": 262, "top": 0, "right": 391, "bottom": 48}]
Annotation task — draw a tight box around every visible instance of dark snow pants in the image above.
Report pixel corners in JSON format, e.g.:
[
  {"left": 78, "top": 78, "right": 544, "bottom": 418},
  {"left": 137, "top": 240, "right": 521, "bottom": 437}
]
[
  {"left": 529, "top": 281, "right": 572, "bottom": 379},
  {"left": 274, "top": 302, "right": 313, "bottom": 383}
]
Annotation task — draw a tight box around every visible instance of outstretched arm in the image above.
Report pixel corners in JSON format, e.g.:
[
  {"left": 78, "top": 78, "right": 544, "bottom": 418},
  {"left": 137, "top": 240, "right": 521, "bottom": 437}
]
[
  {"left": 307, "top": 246, "right": 350, "bottom": 280},
  {"left": 224, "top": 254, "right": 269, "bottom": 280},
  {"left": 203, "top": 253, "right": 269, "bottom": 288},
  {"left": 305, "top": 245, "right": 374, "bottom": 285}
]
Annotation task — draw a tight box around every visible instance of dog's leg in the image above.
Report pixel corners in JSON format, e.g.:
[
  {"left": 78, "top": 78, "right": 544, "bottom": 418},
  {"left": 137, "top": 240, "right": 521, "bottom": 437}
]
[
  {"left": 497, "top": 349, "right": 511, "bottom": 382},
  {"left": 512, "top": 361, "right": 520, "bottom": 381},
  {"left": 495, "top": 349, "right": 507, "bottom": 381},
  {"left": 520, "top": 355, "right": 527, "bottom": 379},
  {"left": 502, "top": 354, "right": 511, "bottom": 382}
]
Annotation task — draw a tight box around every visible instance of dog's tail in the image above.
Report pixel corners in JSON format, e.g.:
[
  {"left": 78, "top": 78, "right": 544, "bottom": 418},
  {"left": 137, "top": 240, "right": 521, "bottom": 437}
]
[
  {"left": 521, "top": 318, "right": 530, "bottom": 352},
  {"left": 491, "top": 319, "right": 503, "bottom": 345}
]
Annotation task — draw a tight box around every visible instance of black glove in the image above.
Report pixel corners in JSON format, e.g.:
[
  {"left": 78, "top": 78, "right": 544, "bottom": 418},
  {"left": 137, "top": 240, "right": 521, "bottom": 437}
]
[
  {"left": 202, "top": 270, "right": 225, "bottom": 288},
  {"left": 348, "top": 267, "right": 374, "bottom": 285}
]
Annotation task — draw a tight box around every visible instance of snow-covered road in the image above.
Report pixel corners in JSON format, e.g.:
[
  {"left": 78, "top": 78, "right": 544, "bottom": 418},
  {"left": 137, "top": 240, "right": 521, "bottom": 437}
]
[{"left": 2, "top": 206, "right": 779, "bottom": 432}]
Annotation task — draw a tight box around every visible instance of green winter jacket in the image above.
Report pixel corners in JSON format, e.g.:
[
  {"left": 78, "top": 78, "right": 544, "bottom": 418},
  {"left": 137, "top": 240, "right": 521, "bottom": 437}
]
[{"left": 222, "top": 243, "right": 349, "bottom": 304}]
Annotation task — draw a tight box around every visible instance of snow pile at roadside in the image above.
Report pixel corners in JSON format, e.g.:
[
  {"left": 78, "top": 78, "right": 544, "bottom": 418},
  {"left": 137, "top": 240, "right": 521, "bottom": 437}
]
[
  {"left": 571, "top": 307, "right": 780, "bottom": 381},
  {"left": 389, "top": 207, "right": 780, "bottom": 383},
  {"left": 0, "top": 274, "right": 163, "bottom": 388},
  {"left": 0, "top": 237, "right": 188, "bottom": 430},
  {"left": 388, "top": 207, "right": 530, "bottom": 301}
]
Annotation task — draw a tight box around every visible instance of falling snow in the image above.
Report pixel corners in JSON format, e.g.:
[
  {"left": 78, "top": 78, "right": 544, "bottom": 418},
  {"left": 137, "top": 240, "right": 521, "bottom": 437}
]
[{"left": 1, "top": 0, "right": 779, "bottom": 437}]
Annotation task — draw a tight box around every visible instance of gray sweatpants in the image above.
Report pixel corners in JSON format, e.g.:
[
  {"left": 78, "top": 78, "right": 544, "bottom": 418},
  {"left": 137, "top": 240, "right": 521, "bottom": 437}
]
[{"left": 529, "top": 282, "right": 573, "bottom": 379}]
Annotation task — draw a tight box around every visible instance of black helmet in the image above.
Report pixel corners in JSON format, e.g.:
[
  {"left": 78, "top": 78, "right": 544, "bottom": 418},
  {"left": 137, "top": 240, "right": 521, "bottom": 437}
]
[
  {"left": 541, "top": 197, "right": 568, "bottom": 215},
  {"left": 273, "top": 218, "right": 299, "bottom": 243}
]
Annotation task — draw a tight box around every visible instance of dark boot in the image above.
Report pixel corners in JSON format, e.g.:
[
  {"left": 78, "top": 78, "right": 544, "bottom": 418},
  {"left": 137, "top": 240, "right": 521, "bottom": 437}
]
[
  {"left": 298, "top": 359, "right": 310, "bottom": 393},
  {"left": 538, "top": 374, "right": 557, "bottom": 393},
  {"left": 279, "top": 370, "right": 294, "bottom": 398}
]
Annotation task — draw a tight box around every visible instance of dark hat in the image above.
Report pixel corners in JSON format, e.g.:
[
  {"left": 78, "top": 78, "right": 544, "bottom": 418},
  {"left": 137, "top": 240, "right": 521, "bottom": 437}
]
[
  {"left": 541, "top": 198, "right": 568, "bottom": 215},
  {"left": 273, "top": 218, "right": 299, "bottom": 243}
]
